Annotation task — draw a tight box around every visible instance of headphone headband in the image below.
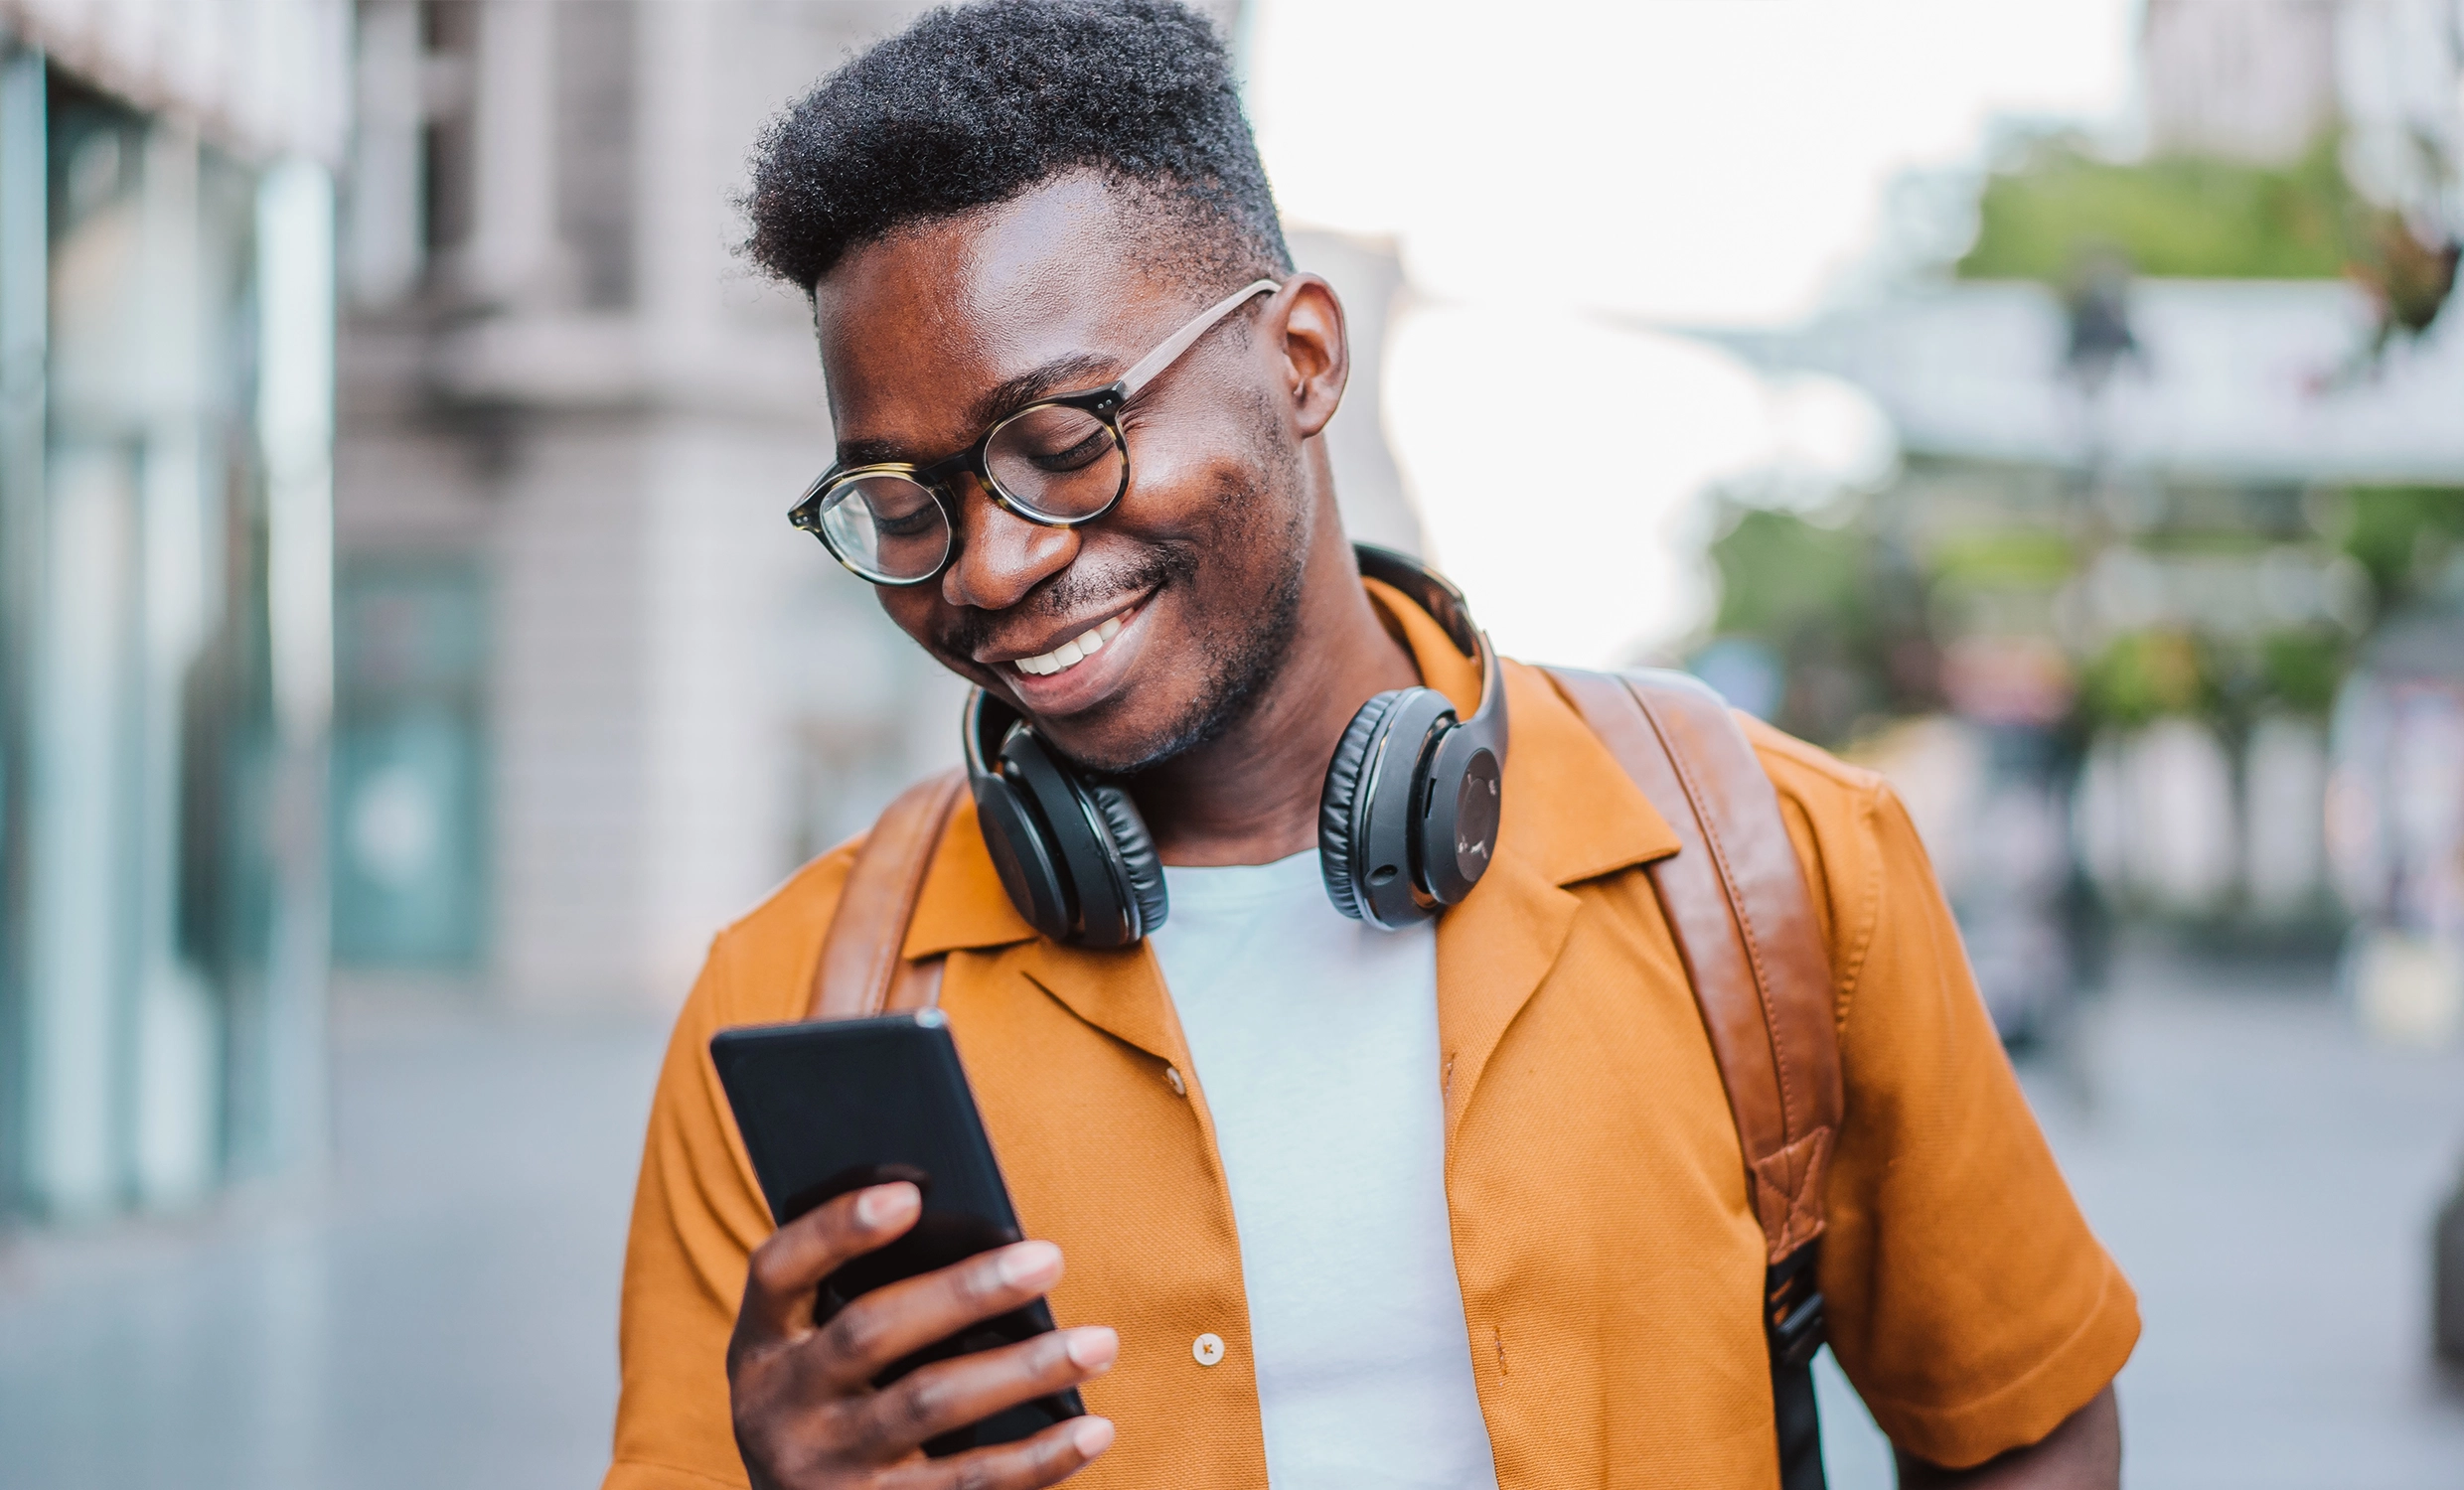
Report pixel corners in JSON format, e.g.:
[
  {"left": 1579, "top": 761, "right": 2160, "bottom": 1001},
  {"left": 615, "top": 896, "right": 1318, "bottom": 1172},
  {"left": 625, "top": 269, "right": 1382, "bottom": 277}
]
[
  {"left": 1352, "top": 542, "right": 1508, "bottom": 780},
  {"left": 1355, "top": 543, "right": 1476, "bottom": 661}
]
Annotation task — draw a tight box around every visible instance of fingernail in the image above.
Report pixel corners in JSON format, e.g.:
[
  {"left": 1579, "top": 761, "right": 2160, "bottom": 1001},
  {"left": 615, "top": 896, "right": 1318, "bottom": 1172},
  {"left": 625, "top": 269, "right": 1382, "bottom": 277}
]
[
  {"left": 854, "top": 1182, "right": 918, "bottom": 1228},
  {"left": 1063, "top": 1326, "right": 1119, "bottom": 1372},
  {"left": 996, "top": 1239, "right": 1062, "bottom": 1287},
  {"left": 1070, "top": 1416, "right": 1115, "bottom": 1457}
]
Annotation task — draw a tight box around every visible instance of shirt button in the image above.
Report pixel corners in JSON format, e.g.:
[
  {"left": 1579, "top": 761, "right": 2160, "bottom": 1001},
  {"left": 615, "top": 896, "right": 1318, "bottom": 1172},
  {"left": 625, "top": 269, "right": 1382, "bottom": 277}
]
[
  {"left": 1192, "top": 1332, "right": 1225, "bottom": 1367},
  {"left": 1164, "top": 1066, "right": 1187, "bottom": 1098}
]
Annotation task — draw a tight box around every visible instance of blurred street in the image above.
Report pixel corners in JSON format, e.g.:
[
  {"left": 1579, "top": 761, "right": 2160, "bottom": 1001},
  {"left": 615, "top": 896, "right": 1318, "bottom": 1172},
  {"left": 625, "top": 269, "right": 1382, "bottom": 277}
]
[
  {"left": 2029, "top": 946, "right": 2464, "bottom": 1490},
  {"left": 2, "top": 945, "right": 2458, "bottom": 1490}
]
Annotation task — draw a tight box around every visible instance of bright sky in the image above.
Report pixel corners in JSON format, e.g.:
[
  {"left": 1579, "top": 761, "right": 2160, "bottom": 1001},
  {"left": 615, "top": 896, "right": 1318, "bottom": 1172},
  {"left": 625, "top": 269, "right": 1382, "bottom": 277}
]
[
  {"left": 1244, "top": 0, "right": 2141, "bottom": 663},
  {"left": 1245, "top": 0, "right": 2140, "bottom": 325}
]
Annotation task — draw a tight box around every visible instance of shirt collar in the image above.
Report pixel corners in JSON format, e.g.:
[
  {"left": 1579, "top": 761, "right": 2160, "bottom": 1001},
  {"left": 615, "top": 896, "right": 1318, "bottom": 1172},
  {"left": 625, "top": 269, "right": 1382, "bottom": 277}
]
[{"left": 904, "top": 575, "right": 1680, "bottom": 960}]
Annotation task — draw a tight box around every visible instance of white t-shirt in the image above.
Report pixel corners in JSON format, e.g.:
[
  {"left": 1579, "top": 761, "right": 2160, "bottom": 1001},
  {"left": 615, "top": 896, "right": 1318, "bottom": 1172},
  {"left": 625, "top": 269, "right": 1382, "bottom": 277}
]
[{"left": 1148, "top": 851, "right": 1501, "bottom": 1490}]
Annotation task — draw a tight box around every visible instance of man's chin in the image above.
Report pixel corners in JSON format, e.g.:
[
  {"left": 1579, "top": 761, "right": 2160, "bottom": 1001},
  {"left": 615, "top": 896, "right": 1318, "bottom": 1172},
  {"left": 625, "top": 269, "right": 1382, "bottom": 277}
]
[
  {"left": 1031, "top": 714, "right": 1196, "bottom": 778},
  {"left": 1040, "top": 678, "right": 1263, "bottom": 779}
]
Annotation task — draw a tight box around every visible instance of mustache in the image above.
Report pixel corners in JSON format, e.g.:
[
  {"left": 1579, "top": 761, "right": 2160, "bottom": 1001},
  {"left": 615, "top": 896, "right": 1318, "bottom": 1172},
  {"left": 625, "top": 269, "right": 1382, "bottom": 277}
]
[{"left": 931, "top": 543, "right": 1197, "bottom": 661}]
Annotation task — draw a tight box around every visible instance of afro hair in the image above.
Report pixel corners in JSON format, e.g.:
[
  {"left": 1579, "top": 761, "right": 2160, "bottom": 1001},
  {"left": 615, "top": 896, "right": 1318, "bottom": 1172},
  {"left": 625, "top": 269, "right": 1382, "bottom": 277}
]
[{"left": 743, "top": 0, "right": 1291, "bottom": 294}]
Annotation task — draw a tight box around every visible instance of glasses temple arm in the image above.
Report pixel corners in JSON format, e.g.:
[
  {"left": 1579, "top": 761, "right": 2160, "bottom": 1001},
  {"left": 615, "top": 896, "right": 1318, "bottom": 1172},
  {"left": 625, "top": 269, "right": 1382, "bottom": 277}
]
[{"left": 1117, "top": 279, "right": 1283, "bottom": 396}]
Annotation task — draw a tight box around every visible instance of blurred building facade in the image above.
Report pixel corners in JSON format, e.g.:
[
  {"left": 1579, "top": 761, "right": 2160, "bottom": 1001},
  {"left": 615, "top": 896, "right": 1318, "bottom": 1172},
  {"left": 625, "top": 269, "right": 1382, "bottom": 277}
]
[
  {"left": 337, "top": 0, "right": 950, "bottom": 1012},
  {"left": 0, "top": 1, "right": 348, "bottom": 1221}
]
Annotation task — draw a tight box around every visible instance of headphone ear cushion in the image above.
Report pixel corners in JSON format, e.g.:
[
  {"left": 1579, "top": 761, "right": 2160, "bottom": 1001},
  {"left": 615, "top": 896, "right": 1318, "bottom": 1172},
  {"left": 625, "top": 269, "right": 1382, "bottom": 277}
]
[
  {"left": 1086, "top": 782, "right": 1168, "bottom": 939},
  {"left": 1318, "top": 690, "right": 1407, "bottom": 921}
]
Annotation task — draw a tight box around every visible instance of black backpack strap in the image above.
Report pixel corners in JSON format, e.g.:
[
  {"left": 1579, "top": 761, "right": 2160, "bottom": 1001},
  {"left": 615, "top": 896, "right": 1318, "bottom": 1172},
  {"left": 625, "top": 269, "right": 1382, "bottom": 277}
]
[{"left": 1548, "top": 668, "right": 1845, "bottom": 1490}]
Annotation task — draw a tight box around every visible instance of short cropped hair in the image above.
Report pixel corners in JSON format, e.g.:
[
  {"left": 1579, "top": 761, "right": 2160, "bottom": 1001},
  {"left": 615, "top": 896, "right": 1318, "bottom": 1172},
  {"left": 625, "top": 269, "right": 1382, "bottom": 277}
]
[{"left": 744, "top": 0, "right": 1291, "bottom": 294}]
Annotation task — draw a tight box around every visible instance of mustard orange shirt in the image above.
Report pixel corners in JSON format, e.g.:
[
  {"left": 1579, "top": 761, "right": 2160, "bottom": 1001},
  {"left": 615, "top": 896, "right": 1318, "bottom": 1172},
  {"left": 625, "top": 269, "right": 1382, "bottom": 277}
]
[{"left": 605, "top": 583, "right": 2138, "bottom": 1489}]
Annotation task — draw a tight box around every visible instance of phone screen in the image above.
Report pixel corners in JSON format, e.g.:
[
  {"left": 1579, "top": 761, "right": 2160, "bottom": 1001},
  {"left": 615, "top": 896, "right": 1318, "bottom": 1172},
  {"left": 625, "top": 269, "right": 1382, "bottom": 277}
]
[{"left": 709, "top": 1011, "right": 1085, "bottom": 1456}]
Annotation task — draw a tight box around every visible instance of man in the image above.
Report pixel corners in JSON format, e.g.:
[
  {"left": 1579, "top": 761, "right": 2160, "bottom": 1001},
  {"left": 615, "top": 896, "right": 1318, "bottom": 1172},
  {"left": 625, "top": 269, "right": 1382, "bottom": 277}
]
[{"left": 606, "top": 3, "right": 2136, "bottom": 1488}]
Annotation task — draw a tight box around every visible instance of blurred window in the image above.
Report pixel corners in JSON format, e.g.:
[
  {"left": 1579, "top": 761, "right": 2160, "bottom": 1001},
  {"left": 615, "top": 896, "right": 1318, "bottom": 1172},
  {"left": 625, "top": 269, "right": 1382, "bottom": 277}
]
[
  {"left": 554, "top": 0, "right": 637, "bottom": 309},
  {"left": 332, "top": 559, "right": 490, "bottom": 969},
  {"left": 0, "top": 55, "right": 325, "bottom": 1221},
  {"left": 421, "top": 0, "right": 480, "bottom": 261}
]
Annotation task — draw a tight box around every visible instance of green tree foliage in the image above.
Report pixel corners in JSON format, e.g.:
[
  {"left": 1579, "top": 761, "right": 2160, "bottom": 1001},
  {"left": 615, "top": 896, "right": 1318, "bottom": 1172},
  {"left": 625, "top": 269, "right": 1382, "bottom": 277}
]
[
  {"left": 2257, "top": 628, "right": 2349, "bottom": 717},
  {"left": 2075, "top": 626, "right": 2351, "bottom": 732},
  {"left": 1707, "top": 507, "right": 1935, "bottom": 744},
  {"left": 1958, "top": 135, "right": 2354, "bottom": 282},
  {"left": 2330, "top": 485, "right": 2464, "bottom": 610},
  {"left": 1711, "top": 509, "right": 1871, "bottom": 638},
  {"left": 2079, "top": 629, "right": 2211, "bottom": 728},
  {"left": 1926, "top": 528, "right": 2078, "bottom": 591}
]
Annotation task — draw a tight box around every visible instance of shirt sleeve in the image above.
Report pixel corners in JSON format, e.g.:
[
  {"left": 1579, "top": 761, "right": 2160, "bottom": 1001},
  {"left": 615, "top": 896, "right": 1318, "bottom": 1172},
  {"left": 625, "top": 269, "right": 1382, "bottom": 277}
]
[
  {"left": 604, "top": 852, "right": 853, "bottom": 1490},
  {"left": 1761, "top": 736, "right": 2139, "bottom": 1469}
]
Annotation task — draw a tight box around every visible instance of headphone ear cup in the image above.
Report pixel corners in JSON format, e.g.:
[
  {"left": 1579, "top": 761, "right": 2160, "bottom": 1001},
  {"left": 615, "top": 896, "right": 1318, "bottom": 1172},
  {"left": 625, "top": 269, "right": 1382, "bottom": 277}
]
[
  {"left": 1419, "top": 717, "right": 1505, "bottom": 906},
  {"left": 969, "top": 765, "right": 1074, "bottom": 943},
  {"left": 1000, "top": 726, "right": 1139, "bottom": 948},
  {"left": 1086, "top": 782, "right": 1168, "bottom": 939},
  {"left": 1318, "top": 690, "right": 1408, "bottom": 921},
  {"left": 966, "top": 690, "right": 1074, "bottom": 942}
]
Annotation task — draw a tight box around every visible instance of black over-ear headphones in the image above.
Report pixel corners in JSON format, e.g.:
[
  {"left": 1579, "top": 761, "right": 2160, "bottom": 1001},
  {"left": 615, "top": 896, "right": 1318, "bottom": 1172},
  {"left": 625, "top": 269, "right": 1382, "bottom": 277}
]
[{"left": 963, "top": 543, "right": 1508, "bottom": 947}]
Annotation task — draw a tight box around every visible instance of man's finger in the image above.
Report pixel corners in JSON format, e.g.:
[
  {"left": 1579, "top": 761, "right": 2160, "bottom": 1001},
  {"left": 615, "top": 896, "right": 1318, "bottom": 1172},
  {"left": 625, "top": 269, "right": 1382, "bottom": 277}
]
[
  {"left": 850, "top": 1325, "right": 1118, "bottom": 1460},
  {"left": 737, "top": 1181, "right": 921, "bottom": 1341},
  {"left": 806, "top": 1237, "right": 1065, "bottom": 1392},
  {"left": 877, "top": 1415, "right": 1115, "bottom": 1490}
]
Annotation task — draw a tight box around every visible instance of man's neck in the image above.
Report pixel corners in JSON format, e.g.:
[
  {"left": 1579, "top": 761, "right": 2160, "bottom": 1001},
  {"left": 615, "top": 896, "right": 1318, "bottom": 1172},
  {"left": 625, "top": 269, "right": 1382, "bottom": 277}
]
[{"left": 1132, "top": 528, "right": 1421, "bottom": 868}]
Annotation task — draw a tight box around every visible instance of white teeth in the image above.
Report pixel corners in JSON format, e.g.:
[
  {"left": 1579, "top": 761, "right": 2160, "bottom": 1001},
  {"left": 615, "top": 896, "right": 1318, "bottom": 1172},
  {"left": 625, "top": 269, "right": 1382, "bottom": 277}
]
[{"left": 1011, "top": 609, "right": 1133, "bottom": 678}]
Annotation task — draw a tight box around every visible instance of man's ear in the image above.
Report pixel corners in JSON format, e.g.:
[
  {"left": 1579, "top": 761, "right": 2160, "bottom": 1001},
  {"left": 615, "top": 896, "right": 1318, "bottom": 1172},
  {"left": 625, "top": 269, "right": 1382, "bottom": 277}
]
[{"left": 1274, "top": 274, "right": 1349, "bottom": 441}]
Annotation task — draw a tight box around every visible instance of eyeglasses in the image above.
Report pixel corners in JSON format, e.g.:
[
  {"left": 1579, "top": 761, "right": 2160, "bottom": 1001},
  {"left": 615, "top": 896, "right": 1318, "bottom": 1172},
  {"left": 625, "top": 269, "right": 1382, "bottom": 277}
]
[{"left": 789, "top": 278, "right": 1283, "bottom": 586}]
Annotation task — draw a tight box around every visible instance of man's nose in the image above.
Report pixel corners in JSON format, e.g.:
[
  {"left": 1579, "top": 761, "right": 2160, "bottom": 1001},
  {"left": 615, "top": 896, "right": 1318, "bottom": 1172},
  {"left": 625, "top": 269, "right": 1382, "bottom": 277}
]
[{"left": 940, "top": 477, "right": 1080, "bottom": 612}]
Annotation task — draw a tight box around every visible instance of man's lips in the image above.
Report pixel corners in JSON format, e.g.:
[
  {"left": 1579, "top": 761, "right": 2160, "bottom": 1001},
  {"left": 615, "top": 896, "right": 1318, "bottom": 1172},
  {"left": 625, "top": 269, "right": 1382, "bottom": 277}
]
[
  {"left": 976, "top": 597, "right": 1147, "bottom": 678},
  {"left": 994, "top": 600, "right": 1157, "bottom": 717}
]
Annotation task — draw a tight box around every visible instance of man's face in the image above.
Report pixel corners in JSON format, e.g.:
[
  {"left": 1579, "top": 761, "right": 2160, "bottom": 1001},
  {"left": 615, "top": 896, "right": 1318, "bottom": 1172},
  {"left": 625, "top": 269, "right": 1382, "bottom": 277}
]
[{"left": 814, "top": 176, "right": 1317, "bottom": 773}]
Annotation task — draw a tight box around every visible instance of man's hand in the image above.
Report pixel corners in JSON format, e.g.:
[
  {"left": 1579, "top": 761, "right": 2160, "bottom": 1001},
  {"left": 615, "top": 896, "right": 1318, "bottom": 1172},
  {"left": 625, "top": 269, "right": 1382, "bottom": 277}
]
[
  {"left": 1896, "top": 1386, "right": 2120, "bottom": 1490},
  {"left": 727, "top": 1181, "right": 1118, "bottom": 1489}
]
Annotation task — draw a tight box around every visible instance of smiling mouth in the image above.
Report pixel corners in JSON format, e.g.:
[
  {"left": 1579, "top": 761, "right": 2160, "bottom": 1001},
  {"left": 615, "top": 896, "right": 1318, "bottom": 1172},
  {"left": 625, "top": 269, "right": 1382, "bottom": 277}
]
[{"left": 1008, "top": 606, "right": 1136, "bottom": 677}]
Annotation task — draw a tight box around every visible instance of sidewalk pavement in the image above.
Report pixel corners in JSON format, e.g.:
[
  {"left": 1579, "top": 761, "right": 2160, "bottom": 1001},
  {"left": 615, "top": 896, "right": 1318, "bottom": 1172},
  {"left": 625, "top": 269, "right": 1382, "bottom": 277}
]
[
  {"left": 2, "top": 944, "right": 2459, "bottom": 1489},
  {"left": 0, "top": 1001, "right": 669, "bottom": 1490},
  {"left": 1818, "top": 940, "right": 2464, "bottom": 1490}
]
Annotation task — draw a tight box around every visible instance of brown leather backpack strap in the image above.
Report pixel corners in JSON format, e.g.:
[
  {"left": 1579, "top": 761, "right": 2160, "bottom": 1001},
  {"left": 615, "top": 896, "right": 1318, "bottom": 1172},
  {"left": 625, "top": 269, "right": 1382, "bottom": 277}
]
[
  {"left": 807, "top": 769, "right": 966, "bottom": 1020},
  {"left": 1549, "top": 667, "right": 1842, "bottom": 1258},
  {"left": 1550, "top": 667, "right": 1843, "bottom": 1489}
]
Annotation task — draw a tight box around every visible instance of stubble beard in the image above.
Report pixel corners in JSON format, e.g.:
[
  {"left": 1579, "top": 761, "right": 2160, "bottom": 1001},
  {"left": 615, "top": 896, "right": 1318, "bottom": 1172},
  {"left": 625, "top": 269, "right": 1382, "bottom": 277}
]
[{"left": 1077, "top": 438, "right": 1312, "bottom": 777}]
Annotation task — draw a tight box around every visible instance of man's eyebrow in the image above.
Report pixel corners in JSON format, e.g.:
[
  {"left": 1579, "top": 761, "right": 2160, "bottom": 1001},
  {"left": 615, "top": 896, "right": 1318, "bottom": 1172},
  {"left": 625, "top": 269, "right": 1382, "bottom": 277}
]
[
  {"left": 834, "top": 436, "right": 909, "bottom": 468},
  {"left": 962, "top": 353, "right": 1120, "bottom": 432},
  {"left": 834, "top": 352, "right": 1122, "bottom": 469}
]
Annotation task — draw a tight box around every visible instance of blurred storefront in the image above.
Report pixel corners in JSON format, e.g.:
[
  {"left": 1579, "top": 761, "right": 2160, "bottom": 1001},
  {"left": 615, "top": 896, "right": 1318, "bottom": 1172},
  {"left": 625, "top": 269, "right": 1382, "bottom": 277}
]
[
  {"left": 2331, "top": 606, "right": 2464, "bottom": 1045},
  {"left": 0, "top": 2, "right": 347, "bottom": 1220}
]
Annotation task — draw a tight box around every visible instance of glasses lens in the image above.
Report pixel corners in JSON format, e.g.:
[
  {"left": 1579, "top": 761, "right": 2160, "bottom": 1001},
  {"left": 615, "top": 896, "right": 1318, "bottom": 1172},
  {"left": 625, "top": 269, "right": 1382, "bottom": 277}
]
[
  {"left": 815, "top": 473, "right": 950, "bottom": 582},
  {"left": 984, "top": 404, "right": 1126, "bottom": 521}
]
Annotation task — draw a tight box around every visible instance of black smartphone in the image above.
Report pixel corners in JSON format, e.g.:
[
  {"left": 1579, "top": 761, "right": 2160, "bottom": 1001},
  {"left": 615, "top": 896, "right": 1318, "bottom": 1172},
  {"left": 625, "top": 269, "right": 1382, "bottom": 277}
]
[{"left": 709, "top": 1010, "right": 1085, "bottom": 1457}]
